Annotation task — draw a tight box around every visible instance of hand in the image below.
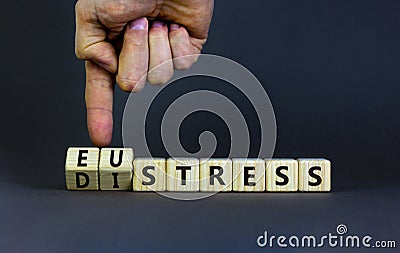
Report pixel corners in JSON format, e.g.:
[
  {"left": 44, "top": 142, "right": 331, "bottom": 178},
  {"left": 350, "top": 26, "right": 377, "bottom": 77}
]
[{"left": 75, "top": 0, "right": 214, "bottom": 146}]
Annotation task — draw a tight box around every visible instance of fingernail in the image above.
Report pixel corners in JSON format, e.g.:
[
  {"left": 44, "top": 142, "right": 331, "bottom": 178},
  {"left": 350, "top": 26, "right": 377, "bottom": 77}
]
[
  {"left": 128, "top": 17, "right": 147, "bottom": 30},
  {"left": 170, "top": 23, "right": 180, "bottom": 31},
  {"left": 152, "top": 21, "right": 164, "bottom": 28}
]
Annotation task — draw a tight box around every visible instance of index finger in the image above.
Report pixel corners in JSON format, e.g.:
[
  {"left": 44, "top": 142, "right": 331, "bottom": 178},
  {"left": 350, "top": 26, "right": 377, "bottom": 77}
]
[{"left": 85, "top": 61, "right": 115, "bottom": 147}]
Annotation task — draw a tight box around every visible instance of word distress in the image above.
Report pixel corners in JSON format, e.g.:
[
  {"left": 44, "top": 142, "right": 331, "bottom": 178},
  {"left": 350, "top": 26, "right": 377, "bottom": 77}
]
[{"left": 65, "top": 147, "right": 331, "bottom": 192}]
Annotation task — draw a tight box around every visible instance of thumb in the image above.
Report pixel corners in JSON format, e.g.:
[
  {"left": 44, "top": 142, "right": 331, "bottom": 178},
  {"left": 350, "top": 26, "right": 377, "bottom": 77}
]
[{"left": 74, "top": 1, "right": 118, "bottom": 73}]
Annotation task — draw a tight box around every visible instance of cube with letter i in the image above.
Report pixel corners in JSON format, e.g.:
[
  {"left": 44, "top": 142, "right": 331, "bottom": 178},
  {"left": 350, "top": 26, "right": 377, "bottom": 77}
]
[
  {"left": 65, "top": 147, "right": 100, "bottom": 190},
  {"left": 99, "top": 148, "right": 134, "bottom": 190}
]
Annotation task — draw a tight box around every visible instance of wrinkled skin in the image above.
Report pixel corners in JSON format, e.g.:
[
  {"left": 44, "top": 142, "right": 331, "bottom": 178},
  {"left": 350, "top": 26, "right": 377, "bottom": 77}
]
[{"left": 75, "top": 0, "right": 214, "bottom": 146}]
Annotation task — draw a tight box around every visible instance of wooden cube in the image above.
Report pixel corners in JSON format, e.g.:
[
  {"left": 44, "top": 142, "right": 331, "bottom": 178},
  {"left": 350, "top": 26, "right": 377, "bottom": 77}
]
[
  {"left": 298, "top": 159, "right": 331, "bottom": 192},
  {"left": 265, "top": 159, "right": 298, "bottom": 192},
  {"left": 200, "top": 159, "right": 232, "bottom": 192},
  {"left": 232, "top": 158, "right": 265, "bottom": 192},
  {"left": 133, "top": 158, "right": 166, "bottom": 191},
  {"left": 99, "top": 148, "right": 134, "bottom": 190},
  {"left": 65, "top": 147, "right": 99, "bottom": 190},
  {"left": 167, "top": 158, "right": 199, "bottom": 191}
]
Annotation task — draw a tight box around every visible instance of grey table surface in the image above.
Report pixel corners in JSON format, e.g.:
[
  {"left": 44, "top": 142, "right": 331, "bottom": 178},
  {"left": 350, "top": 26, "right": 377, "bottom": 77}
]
[{"left": 1, "top": 0, "right": 399, "bottom": 252}]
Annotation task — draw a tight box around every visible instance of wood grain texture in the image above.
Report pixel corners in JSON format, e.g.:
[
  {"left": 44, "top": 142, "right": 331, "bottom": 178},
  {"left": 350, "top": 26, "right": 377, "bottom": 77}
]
[
  {"left": 133, "top": 158, "right": 166, "bottom": 191},
  {"left": 265, "top": 159, "right": 298, "bottom": 192},
  {"left": 298, "top": 158, "right": 331, "bottom": 192},
  {"left": 65, "top": 147, "right": 99, "bottom": 190},
  {"left": 200, "top": 159, "right": 232, "bottom": 192},
  {"left": 65, "top": 146, "right": 332, "bottom": 193},
  {"left": 99, "top": 148, "right": 134, "bottom": 190},
  {"left": 167, "top": 158, "right": 199, "bottom": 191},
  {"left": 232, "top": 158, "right": 265, "bottom": 192}
]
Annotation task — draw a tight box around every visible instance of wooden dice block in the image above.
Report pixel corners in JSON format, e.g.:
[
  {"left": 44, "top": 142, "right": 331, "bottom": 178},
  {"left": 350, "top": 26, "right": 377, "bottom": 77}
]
[
  {"left": 298, "top": 159, "right": 331, "bottom": 192},
  {"left": 265, "top": 159, "right": 298, "bottom": 192},
  {"left": 133, "top": 158, "right": 166, "bottom": 191},
  {"left": 200, "top": 159, "right": 232, "bottom": 192},
  {"left": 167, "top": 158, "right": 199, "bottom": 191},
  {"left": 99, "top": 148, "right": 134, "bottom": 190},
  {"left": 65, "top": 147, "right": 99, "bottom": 190},
  {"left": 232, "top": 158, "right": 265, "bottom": 192}
]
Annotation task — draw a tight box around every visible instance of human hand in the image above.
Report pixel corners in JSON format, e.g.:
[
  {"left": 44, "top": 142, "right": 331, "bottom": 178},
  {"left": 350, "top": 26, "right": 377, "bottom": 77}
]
[{"left": 75, "top": 0, "right": 214, "bottom": 146}]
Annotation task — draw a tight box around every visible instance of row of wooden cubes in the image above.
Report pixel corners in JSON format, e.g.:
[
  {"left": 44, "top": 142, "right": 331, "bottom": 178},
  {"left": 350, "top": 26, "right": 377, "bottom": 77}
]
[{"left": 65, "top": 148, "right": 331, "bottom": 192}]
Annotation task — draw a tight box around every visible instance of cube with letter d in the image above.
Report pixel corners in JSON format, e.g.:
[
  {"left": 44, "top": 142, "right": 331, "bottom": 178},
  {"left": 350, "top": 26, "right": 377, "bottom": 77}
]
[
  {"left": 99, "top": 148, "right": 134, "bottom": 190},
  {"left": 65, "top": 147, "right": 99, "bottom": 190}
]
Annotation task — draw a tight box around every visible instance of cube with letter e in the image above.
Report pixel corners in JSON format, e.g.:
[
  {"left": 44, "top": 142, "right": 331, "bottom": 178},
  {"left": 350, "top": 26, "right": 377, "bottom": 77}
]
[
  {"left": 99, "top": 148, "right": 134, "bottom": 190},
  {"left": 232, "top": 158, "right": 265, "bottom": 192},
  {"left": 65, "top": 147, "right": 99, "bottom": 190}
]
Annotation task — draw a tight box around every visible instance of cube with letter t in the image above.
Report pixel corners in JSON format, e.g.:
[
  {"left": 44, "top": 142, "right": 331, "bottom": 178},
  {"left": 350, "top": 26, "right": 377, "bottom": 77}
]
[
  {"left": 167, "top": 158, "right": 199, "bottom": 191},
  {"left": 65, "top": 147, "right": 100, "bottom": 190}
]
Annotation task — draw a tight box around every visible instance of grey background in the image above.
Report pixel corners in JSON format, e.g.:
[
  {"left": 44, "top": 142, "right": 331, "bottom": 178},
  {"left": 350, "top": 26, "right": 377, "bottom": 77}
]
[{"left": 0, "top": 0, "right": 399, "bottom": 252}]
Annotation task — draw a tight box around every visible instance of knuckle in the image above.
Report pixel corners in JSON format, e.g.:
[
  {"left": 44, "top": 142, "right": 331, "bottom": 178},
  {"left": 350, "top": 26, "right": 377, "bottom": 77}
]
[
  {"left": 106, "top": 0, "right": 127, "bottom": 13},
  {"left": 75, "top": 46, "right": 84, "bottom": 59},
  {"left": 100, "top": 0, "right": 128, "bottom": 19},
  {"left": 173, "top": 56, "right": 196, "bottom": 70},
  {"left": 131, "top": 84, "right": 145, "bottom": 93},
  {"left": 78, "top": 45, "right": 113, "bottom": 63},
  {"left": 75, "top": 1, "right": 83, "bottom": 14},
  {"left": 75, "top": 0, "right": 89, "bottom": 20},
  {"left": 174, "top": 60, "right": 193, "bottom": 70},
  {"left": 96, "top": 50, "right": 113, "bottom": 62},
  {"left": 117, "top": 76, "right": 143, "bottom": 92},
  {"left": 147, "top": 72, "right": 172, "bottom": 86},
  {"left": 75, "top": 44, "right": 94, "bottom": 61}
]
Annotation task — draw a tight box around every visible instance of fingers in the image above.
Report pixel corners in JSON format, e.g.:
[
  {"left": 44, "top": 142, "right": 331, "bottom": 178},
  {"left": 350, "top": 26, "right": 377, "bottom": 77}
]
[
  {"left": 75, "top": 1, "right": 118, "bottom": 73},
  {"left": 116, "top": 17, "right": 149, "bottom": 92},
  {"left": 148, "top": 21, "right": 174, "bottom": 85},
  {"left": 169, "top": 23, "right": 199, "bottom": 70},
  {"left": 85, "top": 61, "right": 114, "bottom": 147}
]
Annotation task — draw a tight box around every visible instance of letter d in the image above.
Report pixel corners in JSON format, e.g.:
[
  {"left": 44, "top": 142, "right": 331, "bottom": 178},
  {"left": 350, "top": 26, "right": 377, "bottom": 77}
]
[
  {"left": 257, "top": 231, "right": 268, "bottom": 247},
  {"left": 76, "top": 172, "right": 90, "bottom": 188}
]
